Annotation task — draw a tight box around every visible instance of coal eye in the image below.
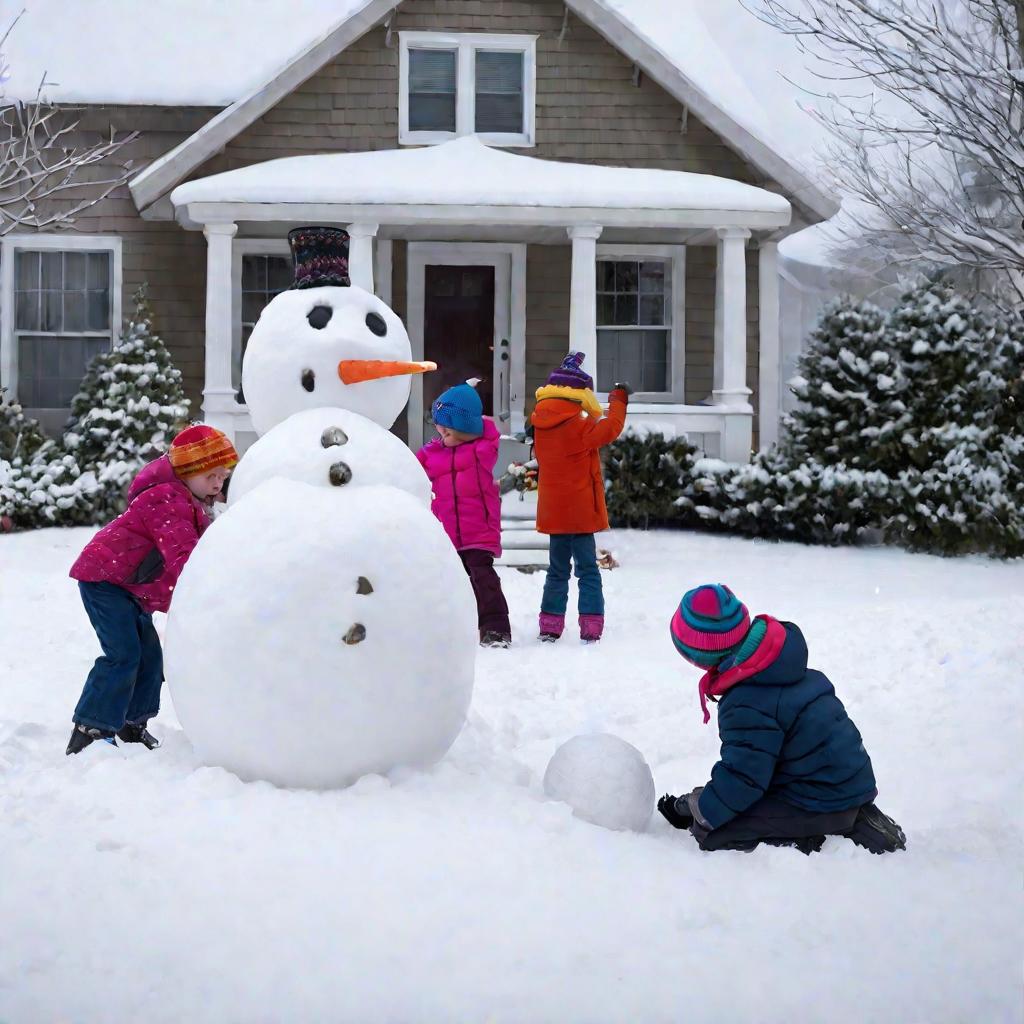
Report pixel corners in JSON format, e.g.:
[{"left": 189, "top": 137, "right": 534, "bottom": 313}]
[
  {"left": 308, "top": 305, "right": 333, "bottom": 330},
  {"left": 365, "top": 312, "right": 387, "bottom": 337},
  {"left": 301, "top": 369, "right": 316, "bottom": 392}
]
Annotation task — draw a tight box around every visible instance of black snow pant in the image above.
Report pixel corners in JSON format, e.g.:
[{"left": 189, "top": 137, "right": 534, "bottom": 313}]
[{"left": 694, "top": 794, "right": 860, "bottom": 852}]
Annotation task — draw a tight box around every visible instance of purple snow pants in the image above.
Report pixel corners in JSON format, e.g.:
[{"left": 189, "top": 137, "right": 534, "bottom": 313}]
[{"left": 459, "top": 549, "right": 511, "bottom": 637}]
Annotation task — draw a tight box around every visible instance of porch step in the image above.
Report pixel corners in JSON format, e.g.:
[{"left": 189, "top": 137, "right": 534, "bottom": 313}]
[
  {"left": 497, "top": 548, "right": 550, "bottom": 569},
  {"left": 500, "top": 529, "right": 549, "bottom": 551}
]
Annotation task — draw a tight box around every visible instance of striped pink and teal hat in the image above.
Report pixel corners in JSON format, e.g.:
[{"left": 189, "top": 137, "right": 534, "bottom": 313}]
[{"left": 670, "top": 584, "right": 751, "bottom": 667}]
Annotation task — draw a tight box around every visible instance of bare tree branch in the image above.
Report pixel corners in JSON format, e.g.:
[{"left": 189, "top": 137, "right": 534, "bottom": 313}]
[
  {"left": 0, "top": 28, "right": 137, "bottom": 236},
  {"left": 745, "top": 0, "right": 1024, "bottom": 306}
]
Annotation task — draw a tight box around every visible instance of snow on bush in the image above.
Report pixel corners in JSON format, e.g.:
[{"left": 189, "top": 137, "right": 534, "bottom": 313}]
[{"left": 605, "top": 284, "right": 1023, "bottom": 558}]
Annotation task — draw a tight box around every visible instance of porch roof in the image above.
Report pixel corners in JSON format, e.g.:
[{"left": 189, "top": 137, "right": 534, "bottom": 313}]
[{"left": 170, "top": 137, "right": 791, "bottom": 233}]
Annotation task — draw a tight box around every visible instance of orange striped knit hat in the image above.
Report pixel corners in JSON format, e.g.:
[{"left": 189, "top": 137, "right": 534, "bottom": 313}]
[{"left": 168, "top": 424, "right": 239, "bottom": 478}]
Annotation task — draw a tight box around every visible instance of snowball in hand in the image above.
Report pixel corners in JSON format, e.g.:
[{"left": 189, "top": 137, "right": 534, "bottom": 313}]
[
  {"left": 166, "top": 478, "right": 477, "bottom": 788},
  {"left": 227, "top": 407, "right": 431, "bottom": 507},
  {"left": 543, "top": 734, "right": 656, "bottom": 832}
]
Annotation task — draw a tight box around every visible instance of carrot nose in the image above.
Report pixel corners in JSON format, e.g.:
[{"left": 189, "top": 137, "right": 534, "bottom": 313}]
[{"left": 338, "top": 360, "right": 437, "bottom": 385}]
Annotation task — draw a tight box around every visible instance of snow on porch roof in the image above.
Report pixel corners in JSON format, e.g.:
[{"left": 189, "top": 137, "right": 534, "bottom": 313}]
[{"left": 169, "top": 138, "right": 791, "bottom": 230}]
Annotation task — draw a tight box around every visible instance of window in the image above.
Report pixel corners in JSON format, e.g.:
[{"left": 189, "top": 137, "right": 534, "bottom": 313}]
[
  {"left": 399, "top": 32, "right": 536, "bottom": 146},
  {"left": 241, "top": 254, "right": 292, "bottom": 352},
  {"left": 0, "top": 235, "right": 122, "bottom": 425},
  {"left": 595, "top": 249, "right": 685, "bottom": 400}
]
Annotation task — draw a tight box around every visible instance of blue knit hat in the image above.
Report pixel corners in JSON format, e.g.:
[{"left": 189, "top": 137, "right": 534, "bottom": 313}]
[
  {"left": 670, "top": 584, "right": 751, "bottom": 667},
  {"left": 432, "top": 380, "right": 484, "bottom": 437}
]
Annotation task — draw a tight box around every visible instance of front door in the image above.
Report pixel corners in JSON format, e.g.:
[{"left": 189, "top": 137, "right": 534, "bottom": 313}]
[{"left": 422, "top": 265, "right": 496, "bottom": 429}]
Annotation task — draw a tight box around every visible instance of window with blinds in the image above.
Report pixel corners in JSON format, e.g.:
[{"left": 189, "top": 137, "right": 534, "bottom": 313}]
[
  {"left": 475, "top": 51, "right": 524, "bottom": 135},
  {"left": 14, "top": 249, "right": 113, "bottom": 410},
  {"left": 596, "top": 260, "right": 673, "bottom": 395},
  {"left": 400, "top": 33, "right": 536, "bottom": 145},
  {"left": 408, "top": 48, "right": 457, "bottom": 133}
]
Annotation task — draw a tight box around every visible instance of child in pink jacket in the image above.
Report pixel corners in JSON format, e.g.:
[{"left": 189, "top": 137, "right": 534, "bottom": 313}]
[
  {"left": 417, "top": 380, "right": 511, "bottom": 648},
  {"left": 65, "top": 424, "right": 238, "bottom": 755}
]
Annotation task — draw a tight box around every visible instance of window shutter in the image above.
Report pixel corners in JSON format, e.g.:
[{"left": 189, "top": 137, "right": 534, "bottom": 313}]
[{"left": 475, "top": 50, "right": 524, "bottom": 134}]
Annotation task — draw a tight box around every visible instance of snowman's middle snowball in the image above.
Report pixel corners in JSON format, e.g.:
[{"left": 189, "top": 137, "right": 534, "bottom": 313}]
[{"left": 166, "top": 479, "right": 477, "bottom": 789}]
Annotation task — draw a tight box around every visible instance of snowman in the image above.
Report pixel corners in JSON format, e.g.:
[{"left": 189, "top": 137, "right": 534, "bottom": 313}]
[{"left": 165, "top": 227, "right": 477, "bottom": 789}]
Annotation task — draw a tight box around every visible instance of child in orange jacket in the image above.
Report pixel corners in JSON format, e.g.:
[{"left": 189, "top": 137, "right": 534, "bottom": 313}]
[{"left": 530, "top": 351, "right": 629, "bottom": 643}]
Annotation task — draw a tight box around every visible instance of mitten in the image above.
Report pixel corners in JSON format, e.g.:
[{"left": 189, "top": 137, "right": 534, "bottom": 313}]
[{"left": 657, "top": 793, "right": 694, "bottom": 830}]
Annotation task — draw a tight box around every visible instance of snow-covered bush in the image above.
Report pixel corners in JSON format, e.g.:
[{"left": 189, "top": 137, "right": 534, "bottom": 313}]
[
  {"left": 605, "top": 285, "right": 1023, "bottom": 558},
  {"left": 63, "top": 286, "right": 190, "bottom": 520},
  {"left": 604, "top": 428, "right": 700, "bottom": 528}
]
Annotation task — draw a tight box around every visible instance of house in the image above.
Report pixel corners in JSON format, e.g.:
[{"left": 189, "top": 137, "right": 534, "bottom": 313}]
[{"left": 1, "top": 0, "right": 838, "bottom": 458}]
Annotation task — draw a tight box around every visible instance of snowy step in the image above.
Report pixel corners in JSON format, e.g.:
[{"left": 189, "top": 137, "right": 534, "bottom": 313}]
[
  {"left": 501, "top": 530, "right": 549, "bottom": 551},
  {"left": 496, "top": 548, "right": 550, "bottom": 568}
]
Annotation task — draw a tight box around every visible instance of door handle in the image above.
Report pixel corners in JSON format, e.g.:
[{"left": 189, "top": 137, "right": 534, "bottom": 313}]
[{"left": 498, "top": 339, "right": 511, "bottom": 422}]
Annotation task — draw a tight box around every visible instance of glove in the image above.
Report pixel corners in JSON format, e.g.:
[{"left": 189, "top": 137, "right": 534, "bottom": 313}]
[
  {"left": 612, "top": 382, "right": 634, "bottom": 397},
  {"left": 657, "top": 793, "right": 694, "bottom": 830},
  {"left": 685, "top": 787, "right": 712, "bottom": 830}
]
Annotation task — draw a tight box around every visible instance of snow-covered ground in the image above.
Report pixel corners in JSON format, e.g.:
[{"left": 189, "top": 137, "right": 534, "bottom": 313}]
[{"left": 1, "top": 527, "right": 1022, "bottom": 1023}]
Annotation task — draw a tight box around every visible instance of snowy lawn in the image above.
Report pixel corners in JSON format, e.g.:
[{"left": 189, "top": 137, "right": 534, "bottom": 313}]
[{"left": 1, "top": 527, "right": 1022, "bottom": 1024}]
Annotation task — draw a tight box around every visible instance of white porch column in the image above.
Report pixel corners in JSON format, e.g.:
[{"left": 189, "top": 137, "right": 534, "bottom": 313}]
[
  {"left": 567, "top": 224, "right": 603, "bottom": 368},
  {"left": 713, "top": 227, "right": 753, "bottom": 462},
  {"left": 347, "top": 222, "right": 379, "bottom": 292},
  {"left": 202, "top": 221, "right": 238, "bottom": 438},
  {"left": 758, "top": 239, "right": 781, "bottom": 450}
]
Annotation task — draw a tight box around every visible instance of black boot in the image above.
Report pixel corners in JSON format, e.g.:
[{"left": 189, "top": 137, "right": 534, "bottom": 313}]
[
  {"left": 116, "top": 722, "right": 160, "bottom": 749},
  {"left": 761, "top": 835, "right": 827, "bottom": 856},
  {"left": 657, "top": 794, "right": 694, "bottom": 831},
  {"left": 66, "top": 723, "right": 116, "bottom": 756},
  {"left": 480, "top": 630, "right": 512, "bottom": 649},
  {"left": 841, "top": 802, "right": 907, "bottom": 854}
]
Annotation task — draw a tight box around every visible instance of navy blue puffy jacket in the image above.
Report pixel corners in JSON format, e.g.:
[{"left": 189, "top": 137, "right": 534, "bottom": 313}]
[{"left": 698, "top": 622, "right": 877, "bottom": 830}]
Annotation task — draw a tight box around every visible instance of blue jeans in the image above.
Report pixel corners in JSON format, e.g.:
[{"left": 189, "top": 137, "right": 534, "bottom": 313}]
[
  {"left": 541, "top": 533, "right": 604, "bottom": 617},
  {"left": 73, "top": 582, "right": 163, "bottom": 732}
]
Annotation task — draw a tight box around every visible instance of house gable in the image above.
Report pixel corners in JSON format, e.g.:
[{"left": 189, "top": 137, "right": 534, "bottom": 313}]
[
  {"left": 191, "top": 1, "right": 768, "bottom": 193},
  {"left": 131, "top": 0, "right": 836, "bottom": 223}
]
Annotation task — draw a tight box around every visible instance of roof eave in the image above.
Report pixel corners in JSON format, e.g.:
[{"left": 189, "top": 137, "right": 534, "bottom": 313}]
[
  {"left": 129, "top": 0, "right": 398, "bottom": 212},
  {"left": 175, "top": 199, "right": 791, "bottom": 232}
]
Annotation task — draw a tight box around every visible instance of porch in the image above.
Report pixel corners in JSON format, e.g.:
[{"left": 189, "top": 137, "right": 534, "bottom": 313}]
[{"left": 169, "top": 137, "right": 790, "bottom": 462}]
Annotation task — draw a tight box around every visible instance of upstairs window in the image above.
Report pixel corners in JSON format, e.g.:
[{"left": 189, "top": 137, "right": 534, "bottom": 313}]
[{"left": 399, "top": 33, "right": 536, "bottom": 147}]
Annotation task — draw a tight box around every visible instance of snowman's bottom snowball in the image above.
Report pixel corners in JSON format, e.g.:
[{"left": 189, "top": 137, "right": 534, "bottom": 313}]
[
  {"left": 543, "top": 733, "right": 656, "bottom": 832},
  {"left": 165, "top": 479, "right": 477, "bottom": 789}
]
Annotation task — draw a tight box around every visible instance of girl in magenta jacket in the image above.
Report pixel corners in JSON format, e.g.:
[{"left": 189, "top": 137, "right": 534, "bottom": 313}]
[
  {"left": 65, "top": 424, "right": 238, "bottom": 755},
  {"left": 417, "top": 381, "right": 511, "bottom": 648}
]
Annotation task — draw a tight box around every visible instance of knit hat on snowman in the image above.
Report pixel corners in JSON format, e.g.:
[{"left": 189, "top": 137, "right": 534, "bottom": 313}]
[
  {"left": 432, "top": 379, "right": 484, "bottom": 437},
  {"left": 535, "top": 351, "right": 603, "bottom": 418}
]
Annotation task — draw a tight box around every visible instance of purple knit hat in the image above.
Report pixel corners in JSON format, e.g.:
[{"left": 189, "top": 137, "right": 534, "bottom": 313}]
[
  {"left": 547, "top": 351, "right": 594, "bottom": 391},
  {"left": 288, "top": 226, "right": 350, "bottom": 289}
]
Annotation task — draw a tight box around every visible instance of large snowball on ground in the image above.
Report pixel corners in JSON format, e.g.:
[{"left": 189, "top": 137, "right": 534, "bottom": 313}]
[
  {"left": 228, "top": 407, "right": 430, "bottom": 508},
  {"left": 165, "top": 478, "right": 476, "bottom": 788},
  {"left": 242, "top": 284, "right": 413, "bottom": 435},
  {"left": 543, "top": 734, "right": 656, "bottom": 832}
]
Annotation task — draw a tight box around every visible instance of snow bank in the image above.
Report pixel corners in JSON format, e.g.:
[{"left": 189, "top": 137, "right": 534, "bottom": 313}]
[{"left": 1, "top": 527, "right": 1021, "bottom": 1022}]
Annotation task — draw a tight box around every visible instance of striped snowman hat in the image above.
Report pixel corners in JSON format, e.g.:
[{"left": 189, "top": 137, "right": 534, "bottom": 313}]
[{"left": 670, "top": 584, "right": 751, "bottom": 667}]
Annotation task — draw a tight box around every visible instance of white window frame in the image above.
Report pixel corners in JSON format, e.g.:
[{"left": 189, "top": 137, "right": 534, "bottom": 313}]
[
  {"left": 595, "top": 244, "right": 686, "bottom": 404},
  {"left": 398, "top": 31, "right": 537, "bottom": 148},
  {"left": 0, "top": 232, "right": 123, "bottom": 408},
  {"left": 231, "top": 237, "right": 291, "bottom": 391}
]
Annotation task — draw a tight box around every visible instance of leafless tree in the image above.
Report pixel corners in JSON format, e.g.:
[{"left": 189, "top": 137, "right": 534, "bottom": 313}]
[
  {"left": 0, "top": 11, "right": 137, "bottom": 236},
  {"left": 747, "top": 0, "right": 1024, "bottom": 306}
]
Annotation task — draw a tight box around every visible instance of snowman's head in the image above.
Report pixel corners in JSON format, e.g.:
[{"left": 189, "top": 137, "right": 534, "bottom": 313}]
[
  {"left": 242, "top": 284, "right": 428, "bottom": 434},
  {"left": 241, "top": 227, "right": 431, "bottom": 435}
]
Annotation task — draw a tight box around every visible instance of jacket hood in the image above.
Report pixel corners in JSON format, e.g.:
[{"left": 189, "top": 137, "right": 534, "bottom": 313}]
[
  {"left": 531, "top": 397, "right": 585, "bottom": 430},
  {"left": 126, "top": 454, "right": 179, "bottom": 502},
  {"left": 747, "top": 621, "right": 809, "bottom": 685}
]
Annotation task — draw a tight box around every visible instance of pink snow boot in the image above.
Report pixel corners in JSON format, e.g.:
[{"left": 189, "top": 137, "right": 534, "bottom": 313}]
[
  {"left": 579, "top": 614, "right": 604, "bottom": 643},
  {"left": 538, "top": 612, "right": 565, "bottom": 643}
]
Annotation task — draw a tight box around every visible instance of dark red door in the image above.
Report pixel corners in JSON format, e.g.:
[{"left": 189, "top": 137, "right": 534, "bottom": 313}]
[{"left": 423, "top": 265, "right": 495, "bottom": 420}]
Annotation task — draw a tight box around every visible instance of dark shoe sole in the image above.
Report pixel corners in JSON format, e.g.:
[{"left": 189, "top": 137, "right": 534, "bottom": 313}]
[
  {"left": 538, "top": 633, "right": 561, "bottom": 643},
  {"left": 841, "top": 803, "right": 907, "bottom": 854}
]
